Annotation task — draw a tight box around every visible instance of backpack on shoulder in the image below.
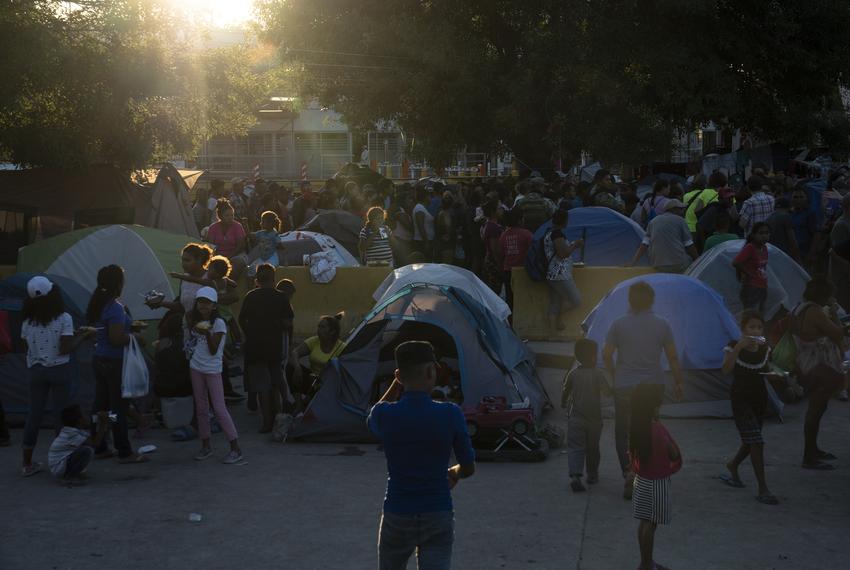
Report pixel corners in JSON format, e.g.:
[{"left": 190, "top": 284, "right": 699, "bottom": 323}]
[{"left": 525, "top": 230, "right": 552, "bottom": 282}]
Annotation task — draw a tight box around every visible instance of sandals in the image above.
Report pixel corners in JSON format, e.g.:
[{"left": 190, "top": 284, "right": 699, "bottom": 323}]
[
  {"left": 719, "top": 473, "right": 746, "bottom": 488},
  {"left": 756, "top": 493, "right": 779, "bottom": 505}
]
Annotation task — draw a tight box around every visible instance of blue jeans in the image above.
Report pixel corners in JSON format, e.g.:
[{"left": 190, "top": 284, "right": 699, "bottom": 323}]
[
  {"left": 23, "top": 364, "right": 71, "bottom": 450},
  {"left": 379, "top": 511, "right": 454, "bottom": 570}
]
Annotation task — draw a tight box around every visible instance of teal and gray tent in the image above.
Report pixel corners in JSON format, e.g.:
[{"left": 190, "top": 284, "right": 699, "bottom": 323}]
[
  {"left": 290, "top": 284, "right": 550, "bottom": 442},
  {"left": 0, "top": 273, "right": 92, "bottom": 418}
]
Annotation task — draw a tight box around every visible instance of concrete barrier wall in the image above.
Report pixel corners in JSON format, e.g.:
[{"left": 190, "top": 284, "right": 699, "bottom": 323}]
[
  {"left": 238, "top": 266, "right": 393, "bottom": 340},
  {"left": 231, "top": 265, "right": 652, "bottom": 343},
  {"left": 510, "top": 266, "right": 655, "bottom": 341}
]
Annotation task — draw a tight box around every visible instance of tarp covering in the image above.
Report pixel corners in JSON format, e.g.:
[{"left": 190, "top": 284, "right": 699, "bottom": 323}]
[
  {"left": 0, "top": 273, "right": 93, "bottom": 416},
  {"left": 685, "top": 240, "right": 810, "bottom": 320},
  {"left": 145, "top": 163, "right": 200, "bottom": 238},
  {"left": 534, "top": 207, "right": 648, "bottom": 266},
  {"left": 291, "top": 284, "right": 549, "bottom": 442},
  {"left": 17, "top": 225, "right": 196, "bottom": 320},
  {"left": 373, "top": 263, "right": 511, "bottom": 322},
  {"left": 0, "top": 164, "right": 206, "bottom": 245},
  {"left": 582, "top": 273, "right": 740, "bottom": 370},
  {"left": 278, "top": 230, "right": 360, "bottom": 267},
  {"left": 298, "top": 209, "right": 363, "bottom": 259}
]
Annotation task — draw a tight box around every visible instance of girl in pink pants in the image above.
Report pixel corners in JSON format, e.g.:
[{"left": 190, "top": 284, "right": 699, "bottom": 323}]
[{"left": 187, "top": 287, "right": 244, "bottom": 465}]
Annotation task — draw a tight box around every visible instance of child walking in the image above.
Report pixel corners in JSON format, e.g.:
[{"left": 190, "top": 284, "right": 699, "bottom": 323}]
[
  {"left": 720, "top": 311, "right": 778, "bottom": 504},
  {"left": 561, "top": 338, "right": 609, "bottom": 492},
  {"left": 732, "top": 222, "right": 770, "bottom": 314},
  {"left": 187, "top": 287, "right": 244, "bottom": 464},
  {"left": 630, "top": 384, "right": 682, "bottom": 570}
]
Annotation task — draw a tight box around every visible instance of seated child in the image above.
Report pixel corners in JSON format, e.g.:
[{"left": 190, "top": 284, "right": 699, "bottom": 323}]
[
  {"left": 48, "top": 405, "right": 110, "bottom": 481},
  {"left": 562, "top": 338, "right": 610, "bottom": 493}
]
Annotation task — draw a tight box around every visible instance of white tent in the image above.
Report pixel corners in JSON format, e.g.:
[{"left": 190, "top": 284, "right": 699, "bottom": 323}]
[
  {"left": 686, "top": 240, "right": 810, "bottom": 320},
  {"left": 373, "top": 264, "right": 511, "bottom": 322},
  {"left": 278, "top": 231, "right": 360, "bottom": 267}
]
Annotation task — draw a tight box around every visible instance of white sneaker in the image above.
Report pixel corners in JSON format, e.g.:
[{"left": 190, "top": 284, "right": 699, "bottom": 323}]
[{"left": 222, "top": 451, "right": 245, "bottom": 465}]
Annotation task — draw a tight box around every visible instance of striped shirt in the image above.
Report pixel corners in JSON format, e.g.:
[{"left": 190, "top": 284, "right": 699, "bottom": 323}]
[
  {"left": 739, "top": 192, "right": 775, "bottom": 238},
  {"left": 360, "top": 225, "right": 394, "bottom": 265}
]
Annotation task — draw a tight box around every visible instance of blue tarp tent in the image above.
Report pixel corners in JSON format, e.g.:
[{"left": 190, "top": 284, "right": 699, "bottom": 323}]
[
  {"left": 291, "top": 284, "right": 550, "bottom": 441},
  {"left": 0, "top": 273, "right": 93, "bottom": 417},
  {"left": 534, "top": 207, "right": 648, "bottom": 266},
  {"left": 580, "top": 274, "right": 785, "bottom": 418}
]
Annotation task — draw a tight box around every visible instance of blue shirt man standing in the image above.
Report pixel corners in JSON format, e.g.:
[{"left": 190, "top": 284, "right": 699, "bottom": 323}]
[{"left": 368, "top": 341, "right": 476, "bottom": 570}]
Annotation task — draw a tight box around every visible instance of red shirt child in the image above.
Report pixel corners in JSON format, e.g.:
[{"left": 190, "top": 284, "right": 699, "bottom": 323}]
[{"left": 733, "top": 242, "right": 768, "bottom": 289}]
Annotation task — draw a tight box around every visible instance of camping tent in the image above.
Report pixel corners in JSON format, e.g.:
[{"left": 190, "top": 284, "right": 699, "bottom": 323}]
[
  {"left": 290, "top": 284, "right": 550, "bottom": 442},
  {"left": 278, "top": 230, "right": 360, "bottom": 267},
  {"left": 685, "top": 240, "right": 810, "bottom": 320},
  {"left": 298, "top": 209, "right": 363, "bottom": 258},
  {"left": 581, "top": 273, "right": 783, "bottom": 418},
  {"left": 373, "top": 263, "right": 511, "bottom": 322},
  {"left": 17, "top": 225, "right": 196, "bottom": 321},
  {"left": 143, "top": 163, "right": 201, "bottom": 238},
  {"left": 534, "top": 207, "right": 649, "bottom": 266},
  {"left": 0, "top": 273, "right": 93, "bottom": 416}
]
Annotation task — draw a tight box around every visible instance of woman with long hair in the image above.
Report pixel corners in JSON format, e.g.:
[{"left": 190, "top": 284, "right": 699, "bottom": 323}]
[
  {"left": 20, "top": 277, "right": 93, "bottom": 477},
  {"left": 791, "top": 276, "right": 847, "bottom": 470},
  {"left": 86, "top": 265, "right": 147, "bottom": 463},
  {"left": 290, "top": 314, "right": 347, "bottom": 411},
  {"left": 629, "top": 384, "right": 682, "bottom": 570}
]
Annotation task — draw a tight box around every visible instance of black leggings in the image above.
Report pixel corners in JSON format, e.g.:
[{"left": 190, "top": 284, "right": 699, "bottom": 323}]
[{"left": 91, "top": 357, "right": 133, "bottom": 459}]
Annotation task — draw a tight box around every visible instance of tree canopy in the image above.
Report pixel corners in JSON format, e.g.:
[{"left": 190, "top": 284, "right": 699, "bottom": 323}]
[
  {"left": 257, "top": 0, "right": 850, "bottom": 169},
  {"left": 0, "top": 0, "right": 287, "bottom": 170}
]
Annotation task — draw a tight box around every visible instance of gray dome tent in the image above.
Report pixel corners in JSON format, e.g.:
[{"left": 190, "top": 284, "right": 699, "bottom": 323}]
[{"left": 290, "top": 284, "right": 550, "bottom": 442}]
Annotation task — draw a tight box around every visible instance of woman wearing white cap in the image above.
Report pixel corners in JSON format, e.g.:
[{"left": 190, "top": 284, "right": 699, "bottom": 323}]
[
  {"left": 20, "top": 276, "right": 94, "bottom": 477},
  {"left": 187, "top": 286, "right": 243, "bottom": 464}
]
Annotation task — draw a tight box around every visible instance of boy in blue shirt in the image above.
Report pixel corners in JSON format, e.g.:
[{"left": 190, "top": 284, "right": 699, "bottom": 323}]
[{"left": 368, "top": 341, "right": 476, "bottom": 570}]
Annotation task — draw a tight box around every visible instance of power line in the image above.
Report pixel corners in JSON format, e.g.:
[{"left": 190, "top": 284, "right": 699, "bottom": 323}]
[{"left": 285, "top": 47, "right": 413, "bottom": 61}]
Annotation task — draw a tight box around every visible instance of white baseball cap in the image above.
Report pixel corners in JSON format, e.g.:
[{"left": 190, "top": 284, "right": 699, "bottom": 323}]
[
  {"left": 195, "top": 286, "right": 218, "bottom": 303},
  {"left": 27, "top": 276, "right": 54, "bottom": 299}
]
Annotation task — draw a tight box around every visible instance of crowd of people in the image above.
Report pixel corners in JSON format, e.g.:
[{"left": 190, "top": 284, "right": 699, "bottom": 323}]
[{"left": 2, "top": 164, "right": 850, "bottom": 570}]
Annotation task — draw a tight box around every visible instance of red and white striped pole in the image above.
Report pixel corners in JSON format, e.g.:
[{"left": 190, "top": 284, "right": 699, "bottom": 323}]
[
  {"left": 251, "top": 163, "right": 260, "bottom": 182},
  {"left": 300, "top": 161, "right": 308, "bottom": 181}
]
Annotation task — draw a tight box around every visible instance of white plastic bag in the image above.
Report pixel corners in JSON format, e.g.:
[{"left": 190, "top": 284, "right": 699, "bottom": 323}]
[
  {"left": 306, "top": 251, "right": 338, "bottom": 283},
  {"left": 122, "top": 335, "right": 150, "bottom": 398}
]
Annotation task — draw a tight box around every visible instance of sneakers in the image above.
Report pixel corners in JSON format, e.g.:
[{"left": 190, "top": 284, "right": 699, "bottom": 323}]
[
  {"left": 272, "top": 413, "right": 295, "bottom": 443},
  {"left": 586, "top": 475, "right": 599, "bottom": 485},
  {"left": 222, "top": 451, "right": 245, "bottom": 465},
  {"left": 194, "top": 448, "right": 214, "bottom": 461},
  {"left": 838, "top": 389, "right": 848, "bottom": 402},
  {"left": 570, "top": 477, "right": 586, "bottom": 493},
  {"left": 21, "top": 462, "right": 43, "bottom": 477}
]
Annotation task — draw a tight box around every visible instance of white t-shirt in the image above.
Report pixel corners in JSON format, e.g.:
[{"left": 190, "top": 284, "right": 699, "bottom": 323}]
[
  {"left": 48, "top": 426, "right": 88, "bottom": 477},
  {"left": 21, "top": 313, "right": 74, "bottom": 368},
  {"left": 189, "top": 317, "right": 227, "bottom": 374},
  {"left": 412, "top": 203, "right": 435, "bottom": 241}
]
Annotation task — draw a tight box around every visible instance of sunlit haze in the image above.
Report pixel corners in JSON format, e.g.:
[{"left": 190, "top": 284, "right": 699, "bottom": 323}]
[{"left": 168, "top": 0, "right": 257, "bottom": 28}]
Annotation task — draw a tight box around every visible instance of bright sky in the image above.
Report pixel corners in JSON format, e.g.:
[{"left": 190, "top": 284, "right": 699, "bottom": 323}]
[{"left": 167, "top": 0, "right": 258, "bottom": 28}]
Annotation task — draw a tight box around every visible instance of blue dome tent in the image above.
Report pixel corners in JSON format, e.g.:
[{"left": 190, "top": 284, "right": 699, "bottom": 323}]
[{"left": 533, "top": 207, "right": 648, "bottom": 266}]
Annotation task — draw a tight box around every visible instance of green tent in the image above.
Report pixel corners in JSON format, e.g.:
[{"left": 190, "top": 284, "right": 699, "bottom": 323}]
[{"left": 17, "top": 225, "right": 197, "bottom": 320}]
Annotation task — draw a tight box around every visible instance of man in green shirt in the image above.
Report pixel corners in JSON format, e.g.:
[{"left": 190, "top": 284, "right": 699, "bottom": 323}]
[
  {"left": 684, "top": 172, "right": 726, "bottom": 236},
  {"left": 703, "top": 211, "right": 739, "bottom": 252}
]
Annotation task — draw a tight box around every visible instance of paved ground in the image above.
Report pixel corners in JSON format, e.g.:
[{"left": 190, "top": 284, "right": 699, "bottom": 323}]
[{"left": 2, "top": 369, "right": 850, "bottom": 569}]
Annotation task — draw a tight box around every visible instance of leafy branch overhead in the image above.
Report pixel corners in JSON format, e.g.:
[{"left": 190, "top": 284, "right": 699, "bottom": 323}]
[
  {"left": 0, "top": 0, "right": 292, "bottom": 170},
  {"left": 256, "top": 0, "right": 850, "bottom": 168}
]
